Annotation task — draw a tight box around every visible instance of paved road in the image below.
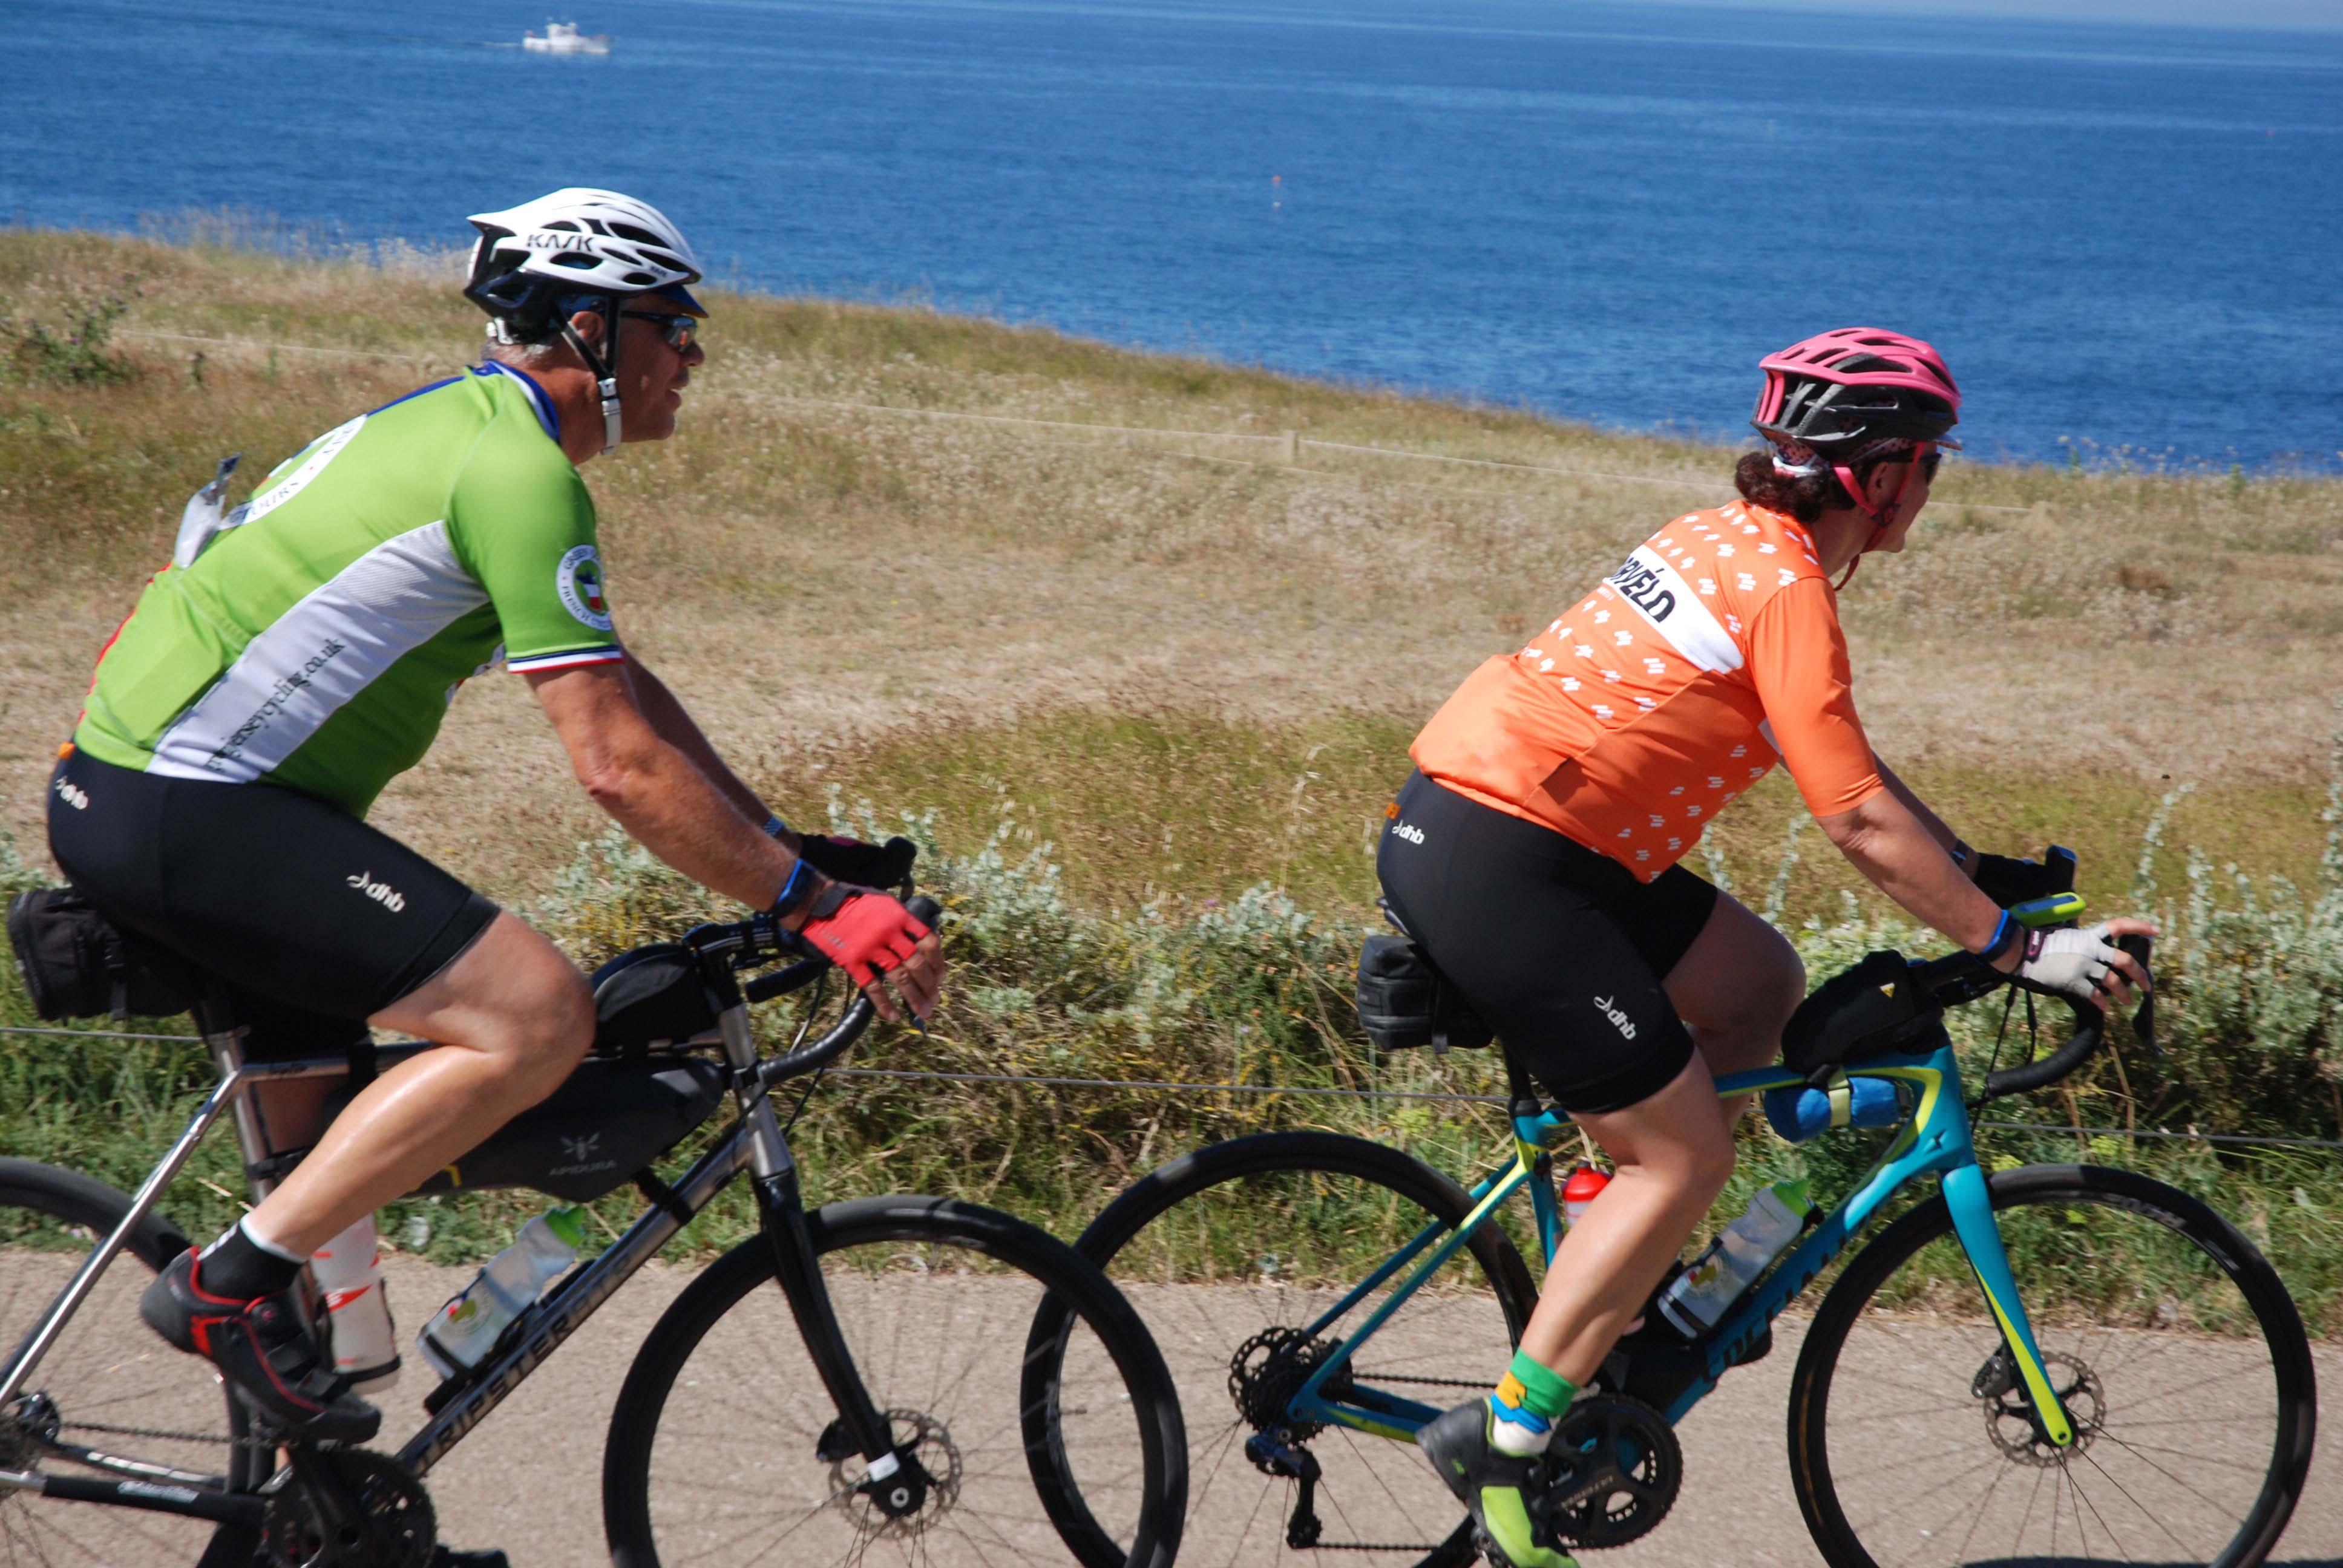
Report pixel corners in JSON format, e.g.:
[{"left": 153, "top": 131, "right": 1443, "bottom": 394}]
[{"left": 3, "top": 1250, "right": 2336, "bottom": 1566}]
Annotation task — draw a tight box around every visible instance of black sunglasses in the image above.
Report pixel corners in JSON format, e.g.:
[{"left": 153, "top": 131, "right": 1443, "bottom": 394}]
[
  {"left": 1919, "top": 448, "right": 1943, "bottom": 481},
  {"left": 620, "top": 310, "right": 700, "bottom": 352}
]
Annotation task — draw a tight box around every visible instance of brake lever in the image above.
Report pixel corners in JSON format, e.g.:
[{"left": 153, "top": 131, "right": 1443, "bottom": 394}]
[{"left": 2116, "top": 933, "right": 2158, "bottom": 1054}]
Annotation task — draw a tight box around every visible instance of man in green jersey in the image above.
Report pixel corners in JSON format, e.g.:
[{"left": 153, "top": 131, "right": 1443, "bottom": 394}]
[{"left": 49, "top": 189, "right": 945, "bottom": 1443}]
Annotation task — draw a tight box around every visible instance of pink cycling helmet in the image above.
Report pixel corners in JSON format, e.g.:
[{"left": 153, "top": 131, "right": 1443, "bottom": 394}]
[{"left": 1751, "top": 327, "right": 1962, "bottom": 456}]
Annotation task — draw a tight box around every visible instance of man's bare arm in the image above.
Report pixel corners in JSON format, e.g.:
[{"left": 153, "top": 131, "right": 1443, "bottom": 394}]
[
  {"left": 531, "top": 663, "right": 802, "bottom": 911},
  {"left": 621, "top": 654, "right": 784, "bottom": 838}
]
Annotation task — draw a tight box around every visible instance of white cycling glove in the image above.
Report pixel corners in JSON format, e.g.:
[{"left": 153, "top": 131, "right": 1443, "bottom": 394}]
[{"left": 2011, "top": 921, "right": 2125, "bottom": 1001}]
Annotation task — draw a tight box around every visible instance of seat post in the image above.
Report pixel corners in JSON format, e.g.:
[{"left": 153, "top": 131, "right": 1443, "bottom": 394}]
[{"left": 192, "top": 993, "right": 272, "bottom": 1201}]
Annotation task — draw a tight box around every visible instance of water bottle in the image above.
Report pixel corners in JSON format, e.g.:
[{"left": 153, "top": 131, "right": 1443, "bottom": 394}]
[
  {"left": 417, "top": 1207, "right": 588, "bottom": 1380},
  {"left": 1762, "top": 1077, "right": 1902, "bottom": 1143},
  {"left": 1561, "top": 1164, "right": 1610, "bottom": 1228},
  {"left": 1657, "top": 1178, "right": 1814, "bottom": 1339},
  {"left": 312, "top": 1214, "right": 399, "bottom": 1395}
]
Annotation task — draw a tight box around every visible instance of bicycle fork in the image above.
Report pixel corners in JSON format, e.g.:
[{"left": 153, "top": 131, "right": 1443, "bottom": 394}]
[
  {"left": 728, "top": 1016, "right": 920, "bottom": 1516},
  {"left": 1941, "top": 1160, "right": 2077, "bottom": 1448}
]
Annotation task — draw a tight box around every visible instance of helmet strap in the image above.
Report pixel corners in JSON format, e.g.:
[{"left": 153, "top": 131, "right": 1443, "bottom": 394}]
[
  {"left": 1830, "top": 442, "right": 1933, "bottom": 590},
  {"left": 556, "top": 297, "right": 624, "bottom": 454}
]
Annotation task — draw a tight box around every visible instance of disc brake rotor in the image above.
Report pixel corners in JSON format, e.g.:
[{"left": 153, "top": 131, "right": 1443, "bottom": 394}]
[
  {"left": 825, "top": 1409, "right": 961, "bottom": 1535},
  {"left": 1981, "top": 1350, "right": 2105, "bottom": 1465}
]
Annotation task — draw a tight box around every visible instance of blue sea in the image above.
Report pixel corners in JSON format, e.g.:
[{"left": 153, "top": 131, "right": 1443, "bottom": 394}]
[{"left": 8, "top": 0, "right": 2339, "bottom": 468}]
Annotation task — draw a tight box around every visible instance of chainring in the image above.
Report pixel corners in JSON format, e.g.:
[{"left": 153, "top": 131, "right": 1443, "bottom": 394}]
[
  {"left": 1536, "top": 1393, "right": 1682, "bottom": 1550},
  {"left": 263, "top": 1448, "right": 436, "bottom": 1568}
]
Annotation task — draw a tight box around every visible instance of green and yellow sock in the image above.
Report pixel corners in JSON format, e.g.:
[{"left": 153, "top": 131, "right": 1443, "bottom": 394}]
[{"left": 1488, "top": 1350, "right": 1576, "bottom": 1456}]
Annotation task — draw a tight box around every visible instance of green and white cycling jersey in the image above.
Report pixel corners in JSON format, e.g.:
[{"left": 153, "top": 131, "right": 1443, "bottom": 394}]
[{"left": 74, "top": 363, "right": 623, "bottom": 818}]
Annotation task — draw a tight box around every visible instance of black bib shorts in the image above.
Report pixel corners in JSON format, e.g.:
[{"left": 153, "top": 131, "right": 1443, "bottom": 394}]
[
  {"left": 47, "top": 748, "right": 500, "bottom": 1028},
  {"left": 1375, "top": 769, "right": 1718, "bottom": 1114}
]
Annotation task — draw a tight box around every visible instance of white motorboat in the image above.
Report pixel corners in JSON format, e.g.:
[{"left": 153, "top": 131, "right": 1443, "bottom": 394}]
[{"left": 523, "top": 20, "right": 611, "bottom": 54}]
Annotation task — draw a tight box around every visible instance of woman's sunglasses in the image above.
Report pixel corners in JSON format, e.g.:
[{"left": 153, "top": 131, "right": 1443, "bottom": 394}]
[{"left": 621, "top": 311, "right": 700, "bottom": 353}]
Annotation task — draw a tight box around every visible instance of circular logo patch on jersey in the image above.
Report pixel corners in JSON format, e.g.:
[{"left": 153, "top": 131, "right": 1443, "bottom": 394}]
[{"left": 556, "top": 545, "right": 614, "bottom": 633}]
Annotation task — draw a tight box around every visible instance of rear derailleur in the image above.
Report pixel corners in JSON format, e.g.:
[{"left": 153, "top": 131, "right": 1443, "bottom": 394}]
[{"left": 1242, "top": 1427, "right": 1328, "bottom": 1549}]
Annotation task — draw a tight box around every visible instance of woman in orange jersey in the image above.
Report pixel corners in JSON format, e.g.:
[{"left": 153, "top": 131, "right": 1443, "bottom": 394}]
[{"left": 1388, "top": 329, "right": 2155, "bottom": 1568}]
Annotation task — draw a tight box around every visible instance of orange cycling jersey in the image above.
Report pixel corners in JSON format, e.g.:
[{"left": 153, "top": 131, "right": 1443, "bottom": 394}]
[{"left": 1411, "top": 500, "right": 1885, "bottom": 881}]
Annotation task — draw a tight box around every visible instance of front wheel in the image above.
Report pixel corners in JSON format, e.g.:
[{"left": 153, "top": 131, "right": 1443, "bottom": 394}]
[
  {"left": 1789, "top": 1161, "right": 2317, "bottom": 1568},
  {"left": 601, "top": 1194, "right": 1185, "bottom": 1568}
]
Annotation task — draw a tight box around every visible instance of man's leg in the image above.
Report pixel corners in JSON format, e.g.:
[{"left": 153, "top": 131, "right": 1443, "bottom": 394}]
[
  {"left": 243, "top": 912, "right": 595, "bottom": 1255},
  {"left": 142, "top": 913, "right": 592, "bottom": 1439}
]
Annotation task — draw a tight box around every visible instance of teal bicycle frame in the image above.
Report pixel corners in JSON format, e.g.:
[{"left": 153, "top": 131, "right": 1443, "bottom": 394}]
[{"left": 1279, "top": 1039, "right": 2080, "bottom": 1448}]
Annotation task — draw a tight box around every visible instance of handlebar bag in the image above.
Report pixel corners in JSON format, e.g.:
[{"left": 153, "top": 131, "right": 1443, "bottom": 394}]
[
  {"left": 1780, "top": 949, "right": 1942, "bottom": 1077},
  {"left": 5, "top": 886, "right": 197, "bottom": 1022},
  {"left": 1355, "top": 933, "right": 1493, "bottom": 1053},
  {"left": 590, "top": 943, "right": 724, "bottom": 1057}
]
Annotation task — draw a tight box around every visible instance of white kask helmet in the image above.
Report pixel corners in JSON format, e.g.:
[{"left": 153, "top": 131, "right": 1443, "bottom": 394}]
[{"left": 464, "top": 188, "right": 706, "bottom": 452}]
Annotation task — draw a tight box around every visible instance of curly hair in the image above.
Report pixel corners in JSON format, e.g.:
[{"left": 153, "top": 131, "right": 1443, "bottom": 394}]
[{"left": 1731, "top": 449, "right": 1851, "bottom": 524}]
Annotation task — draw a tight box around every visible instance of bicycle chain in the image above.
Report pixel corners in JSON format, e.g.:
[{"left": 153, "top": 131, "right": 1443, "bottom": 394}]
[{"left": 61, "top": 1418, "right": 282, "bottom": 1451}]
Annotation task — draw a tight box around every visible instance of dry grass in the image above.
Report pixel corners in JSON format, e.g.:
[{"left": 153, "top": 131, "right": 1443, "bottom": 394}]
[{"left": 2, "top": 229, "right": 2338, "bottom": 904}]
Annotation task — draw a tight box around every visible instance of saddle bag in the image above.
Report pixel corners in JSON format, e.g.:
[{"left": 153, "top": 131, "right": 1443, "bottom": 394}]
[
  {"left": 5, "top": 886, "right": 197, "bottom": 1022},
  {"left": 1779, "top": 950, "right": 1943, "bottom": 1078},
  {"left": 1355, "top": 932, "right": 1492, "bottom": 1053}
]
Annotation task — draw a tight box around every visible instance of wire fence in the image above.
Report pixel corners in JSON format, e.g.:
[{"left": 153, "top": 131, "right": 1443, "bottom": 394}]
[
  {"left": 117, "top": 329, "right": 2043, "bottom": 511},
  {"left": 12, "top": 1020, "right": 2339, "bottom": 1154}
]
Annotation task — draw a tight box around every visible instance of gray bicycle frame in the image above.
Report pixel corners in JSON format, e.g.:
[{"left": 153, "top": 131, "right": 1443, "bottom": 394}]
[{"left": 0, "top": 992, "right": 855, "bottom": 1515}]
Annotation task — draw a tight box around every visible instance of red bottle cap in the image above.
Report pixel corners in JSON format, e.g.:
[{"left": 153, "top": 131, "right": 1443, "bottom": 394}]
[{"left": 1561, "top": 1165, "right": 1610, "bottom": 1202}]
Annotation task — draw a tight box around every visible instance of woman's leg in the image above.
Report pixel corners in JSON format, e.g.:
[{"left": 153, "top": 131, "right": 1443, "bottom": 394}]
[
  {"left": 1663, "top": 890, "right": 1805, "bottom": 1117},
  {"left": 1515, "top": 1051, "right": 1736, "bottom": 1382}
]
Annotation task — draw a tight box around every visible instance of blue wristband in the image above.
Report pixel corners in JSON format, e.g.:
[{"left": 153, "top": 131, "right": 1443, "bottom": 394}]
[
  {"left": 1973, "top": 908, "right": 2019, "bottom": 962},
  {"left": 768, "top": 856, "right": 817, "bottom": 921}
]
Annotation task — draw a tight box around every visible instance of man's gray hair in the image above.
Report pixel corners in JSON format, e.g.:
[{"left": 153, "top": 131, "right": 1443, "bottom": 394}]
[{"left": 482, "top": 327, "right": 566, "bottom": 368}]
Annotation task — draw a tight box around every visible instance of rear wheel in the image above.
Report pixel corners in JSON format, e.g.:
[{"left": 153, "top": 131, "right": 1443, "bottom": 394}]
[
  {"left": 1052, "top": 1132, "right": 1541, "bottom": 1567},
  {"left": 0, "top": 1158, "right": 264, "bottom": 1567},
  {"left": 1789, "top": 1162, "right": 2316, "bottom": 1568},
  {"left": 602, "top": 1194, "right": 1185, "bottom": 1568}
]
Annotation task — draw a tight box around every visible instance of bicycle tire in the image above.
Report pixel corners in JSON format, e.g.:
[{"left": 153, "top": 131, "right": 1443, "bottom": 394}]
[
  {"left": 0, "top": 1158, "right": 265, "bottom": 1568},
  {"left": 601, "top": 1193, "right": 1186, "bottom": 1568},
  {"left": 1050, "top": 1131, "right": 1541, "bottom": 1568},
  {"left": 1789, "top": 1161, "right": 2317, "bottom": 1568}
]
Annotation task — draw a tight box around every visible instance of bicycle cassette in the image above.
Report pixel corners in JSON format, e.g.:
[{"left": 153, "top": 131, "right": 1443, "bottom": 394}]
[
  {"left": 263, "top": 1448, "right": 436, "bottom": 1568},
  {"left": 1536, "top": 1393, "right": 1681, "bottom": 1549}
]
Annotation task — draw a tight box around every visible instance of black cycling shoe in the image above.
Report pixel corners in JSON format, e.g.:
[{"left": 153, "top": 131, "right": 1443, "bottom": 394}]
[
  {"left": 1418, "top": 1400, "right": 1578, "bottom": 1568},
  {"left": 431, "top": 1548, "right": 511, "bottom": 1567},
  {"left": 138, "top": 1250, "right": 381, "bottom": 1443}
]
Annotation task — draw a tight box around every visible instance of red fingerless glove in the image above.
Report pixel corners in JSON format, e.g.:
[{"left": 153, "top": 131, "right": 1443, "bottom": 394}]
[{"left": 795, "top": 886, "right": 931, "bottom": 988}]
